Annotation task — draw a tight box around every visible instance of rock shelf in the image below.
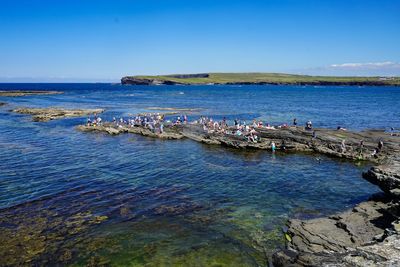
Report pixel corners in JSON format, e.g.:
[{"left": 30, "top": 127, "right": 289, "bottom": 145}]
[
  {"left": 77, "top": 121, "right": 400, "bottom": 266},
  {"left": 13, "top": 107, "right": 104, "bottom": 122},
  {"left": 0, "top": 90, "right": 63, "bottom": 97}
]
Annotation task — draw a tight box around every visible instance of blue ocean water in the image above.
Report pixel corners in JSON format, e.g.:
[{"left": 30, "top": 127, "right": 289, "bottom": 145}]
[{"left": 0, "top": 84, "right": 398, "bottom": 266}]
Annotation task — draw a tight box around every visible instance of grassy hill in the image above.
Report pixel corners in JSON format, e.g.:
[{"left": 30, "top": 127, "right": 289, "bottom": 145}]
[{"left": 122, "top": 73, "right": 400, "bottom": 86}]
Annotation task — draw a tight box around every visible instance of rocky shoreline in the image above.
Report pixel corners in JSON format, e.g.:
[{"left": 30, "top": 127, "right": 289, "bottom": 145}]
[
  {"left": 13, "top": 107, "right": 104, "bottom": 122},
  {"left": 77, "top": 122, "right": 400, "bottom": 266},
  {"left": 0, "top": 90, "right": 63, "bottom": 97}
]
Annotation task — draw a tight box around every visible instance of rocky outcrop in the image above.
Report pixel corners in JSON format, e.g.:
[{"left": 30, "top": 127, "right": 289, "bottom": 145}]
[
  {"left": 13, "top": 108, "right": 104, "bottom": 122},
  {"left": 76, "top": 121, "right": 400, "bottom": 266},
  {"left": 273, "top": 194, "right": 400, "bottom": 266},
  {"left": 363, "top": 163, "right": 400, "bottom": 197},
  {"left": 121, "top": 77, "right": 187, "bottom": 85},
  {"left": 0, "top": 91, "right": 63, "bottom": 97},
  {"left": 76, "top": 124, "right": 184, "bottom": 139}
]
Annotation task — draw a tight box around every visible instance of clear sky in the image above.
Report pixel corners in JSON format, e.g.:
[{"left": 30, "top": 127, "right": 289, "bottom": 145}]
[{"left": 1, "top": 0, "right": 399, "bottom": 82}]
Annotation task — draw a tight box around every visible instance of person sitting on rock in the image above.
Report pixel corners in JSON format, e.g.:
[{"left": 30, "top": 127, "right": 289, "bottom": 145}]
[
  {"left": 234, "top": 119, "right": 239, "bottom": 128},
  {"left": 281, "top": 140, "right": 287, "bottom": 151},
  {"left": 305, "top": 120, "right": 312, "bottom": 130},
  {"left": 247, "top": 132, "right": 256, "bottom": 143}
]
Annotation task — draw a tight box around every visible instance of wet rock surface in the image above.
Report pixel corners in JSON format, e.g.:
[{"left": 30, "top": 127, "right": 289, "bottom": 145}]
[
  {"left": 0, "top": 90, "right": 63, "bottom": 97},
  {"left": 77, "top": 122, "right": 400, "bottom": 266},
  {"left": 13, "top": 107, "right": 104, "bottom": 122}
]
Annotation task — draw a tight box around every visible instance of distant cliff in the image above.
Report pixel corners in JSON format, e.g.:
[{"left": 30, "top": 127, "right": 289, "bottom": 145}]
[{"left": 121, "top": 73, "right": 400, "bottom": 86}]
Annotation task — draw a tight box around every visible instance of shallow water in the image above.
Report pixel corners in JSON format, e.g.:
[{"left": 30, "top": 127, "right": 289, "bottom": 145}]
[{"left": 0, "top": 84, "right": 396, "bottom": 266}]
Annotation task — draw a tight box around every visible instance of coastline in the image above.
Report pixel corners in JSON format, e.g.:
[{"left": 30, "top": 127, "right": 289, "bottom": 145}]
[
  {"left": 77, "top": 121, "right": 400, "bottom": 266},
  {"left": 121, "top": 73, "right": 400, "bottom": 87}
]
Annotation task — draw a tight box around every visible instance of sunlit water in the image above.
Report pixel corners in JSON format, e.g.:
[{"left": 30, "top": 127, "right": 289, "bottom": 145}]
[{"left": 1, "top": 84, "right": 398, "bottom": 266}]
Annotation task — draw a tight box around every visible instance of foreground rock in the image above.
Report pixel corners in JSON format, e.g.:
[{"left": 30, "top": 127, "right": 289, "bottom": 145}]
[
  {"left": 14, "top": 108, "right": 104, "bottom": 122},
  {"left": 0, "top": 90, "right": 63, "bottom": 97},
  {"left": 77, "top": 121, "right": 400, "bottom": 266},
  {"left": 273, "top": 194, "right": 400, "bottom": 266}
]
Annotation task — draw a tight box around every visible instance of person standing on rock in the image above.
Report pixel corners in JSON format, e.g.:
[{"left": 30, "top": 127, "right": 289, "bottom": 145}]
[
  {"left": 271, "top": 141, "right": 276, "bottom": 153},
  {"left": 341, "top": 139, "right": 346, "bottom": 153},
  {"left": 293, "top": 118, "right": 297, "bottom": 127},
  {"left": 377, "top": 140, "right": 384, "bottom": 153},
  {"left": 359, "top": 140, "right": 364, "bottom": 158}
]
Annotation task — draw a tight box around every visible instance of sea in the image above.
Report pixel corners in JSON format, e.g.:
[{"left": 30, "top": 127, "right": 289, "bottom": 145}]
[{"left": 0, "top": 84, "right": 399, "bottom": 266}]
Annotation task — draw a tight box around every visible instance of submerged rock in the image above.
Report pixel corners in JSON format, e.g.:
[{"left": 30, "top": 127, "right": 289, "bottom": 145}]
[
  {"left": 0, "top": 102, "right": 6, "bottom": 106},
  {"left": 0, "top": 90, "right": 63, "bottom": 97},
  {"left": 13, "top": 107, "right": 104, "bottom": 122}
]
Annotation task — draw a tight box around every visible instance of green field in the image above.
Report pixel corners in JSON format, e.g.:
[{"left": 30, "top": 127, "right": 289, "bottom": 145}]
[{"left": 124, "top": 73, "right": 400, "bottom": 86}]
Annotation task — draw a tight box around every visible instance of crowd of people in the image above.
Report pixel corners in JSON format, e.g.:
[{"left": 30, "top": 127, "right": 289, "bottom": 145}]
[
  {"left": 86, "top": 113, "right": 316, "bottom": 145},
  {"left": 86, "top": 113, "right": 102, "bottom": 126},
  {"left": 86, "top": 112, "right": 195, "bottom": 134},
  {"left": 85, "top": 113, "right": 395, "bottom": 156},
  {"left": 192, "top": 116, "right": 307, "bottom": 144}
]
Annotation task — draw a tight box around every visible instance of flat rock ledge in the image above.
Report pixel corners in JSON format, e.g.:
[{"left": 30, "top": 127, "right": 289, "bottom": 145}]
[
  {"left": 273, "top": 194, "right": 400, "bottom": 266},
  {"left": 77, "top": 124, "right": 184, "bottom": 139},
  {"left": 13, "top": 107, "right": 104, "bottom": 122},
  {"left": 0, "top": 90, "right": 63, "bottom": 97},
  {"left": 76, "top": 123, "right": 400, "bottom": 266}
]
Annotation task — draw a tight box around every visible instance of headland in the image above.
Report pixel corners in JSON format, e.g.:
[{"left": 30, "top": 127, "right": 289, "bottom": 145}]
[{"left": 121, "top": 73, "right": 400, "bottom": 86}]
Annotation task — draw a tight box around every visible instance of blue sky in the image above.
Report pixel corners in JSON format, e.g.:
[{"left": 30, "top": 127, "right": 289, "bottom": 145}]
[{"left": 0, "top": 0, "right": 399, "bottom": 82}]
